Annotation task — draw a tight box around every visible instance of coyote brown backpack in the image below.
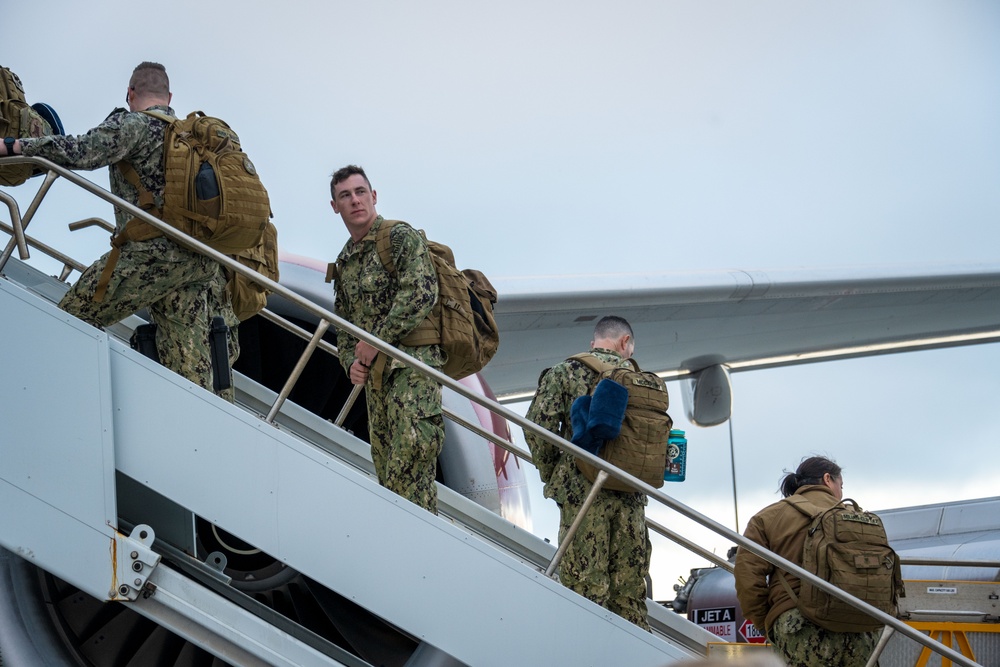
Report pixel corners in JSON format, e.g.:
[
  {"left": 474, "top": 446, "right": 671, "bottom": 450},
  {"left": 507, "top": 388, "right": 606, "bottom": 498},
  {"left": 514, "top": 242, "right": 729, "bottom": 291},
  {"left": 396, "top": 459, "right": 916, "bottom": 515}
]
[
  {"left": 570, "top": 353, "right": 673, "bottom": 492},
  {"left": 371, "top": 219, "right": 499, "bottom": 380},
  {"left": 227, "top": 220, "right": 279, "bottom": 321},
  {"left": 94, "top": 110, "right": 272, "bottom": 302},
  {"left": 0, "top": 66, "right": 56, "bottom": 187},
  {"left": 778, "top": 496, "right": 905, "bottom": 633}
]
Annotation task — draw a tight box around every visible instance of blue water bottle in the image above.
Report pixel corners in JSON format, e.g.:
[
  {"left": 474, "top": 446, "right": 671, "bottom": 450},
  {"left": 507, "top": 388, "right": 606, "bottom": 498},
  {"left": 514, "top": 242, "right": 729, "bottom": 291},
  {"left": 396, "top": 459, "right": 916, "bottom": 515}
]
[{"left": 663, "top": 429, "right": 687, "bottom": 482}]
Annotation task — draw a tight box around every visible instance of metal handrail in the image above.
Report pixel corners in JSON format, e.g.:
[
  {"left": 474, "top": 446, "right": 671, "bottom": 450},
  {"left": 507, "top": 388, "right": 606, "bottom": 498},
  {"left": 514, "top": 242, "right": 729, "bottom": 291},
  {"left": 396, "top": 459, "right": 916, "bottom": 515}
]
[
  {"left": 646, "top": 515, "right": 734, "bottom": 573},
  {"left": 0, "top": 190, "right": 29, "bottom": 260},
  {"left": 0, "top": 218, "right": 87, "bottom": 280},
  {"left": 0, "top": 165, "right": 59, "bottom": 269},
  {"left": 0, "top": 155, "right": 981, "bottom": 666}
]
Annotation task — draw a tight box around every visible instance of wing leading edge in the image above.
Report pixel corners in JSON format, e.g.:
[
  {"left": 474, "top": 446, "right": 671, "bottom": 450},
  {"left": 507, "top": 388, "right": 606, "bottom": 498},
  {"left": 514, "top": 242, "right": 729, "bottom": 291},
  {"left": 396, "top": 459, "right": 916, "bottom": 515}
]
[{"left": 483, "top": 263, "right": 1000, "bottom": 403}]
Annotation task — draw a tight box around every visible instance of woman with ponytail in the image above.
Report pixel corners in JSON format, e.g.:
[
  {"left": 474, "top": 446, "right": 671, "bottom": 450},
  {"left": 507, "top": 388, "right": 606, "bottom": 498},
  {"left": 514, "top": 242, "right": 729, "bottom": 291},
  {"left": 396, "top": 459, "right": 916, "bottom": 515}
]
[{"left": 734, "top": 456, "right": 879, "bottom": 666}]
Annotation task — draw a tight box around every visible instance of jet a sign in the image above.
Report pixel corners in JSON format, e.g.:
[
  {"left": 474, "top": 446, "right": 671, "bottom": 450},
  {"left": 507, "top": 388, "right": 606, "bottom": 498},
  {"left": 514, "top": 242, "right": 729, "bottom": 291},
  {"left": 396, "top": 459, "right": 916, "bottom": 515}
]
[{"left": 694, "top": 607, "right": 736, "bottom": 641}]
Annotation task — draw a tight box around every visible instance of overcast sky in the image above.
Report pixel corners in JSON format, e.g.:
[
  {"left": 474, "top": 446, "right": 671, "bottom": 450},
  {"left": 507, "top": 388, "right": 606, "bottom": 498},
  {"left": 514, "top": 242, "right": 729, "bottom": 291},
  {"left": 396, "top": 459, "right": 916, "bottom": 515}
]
[{"left": 6, "top": 0, "right": 1000, "bottom": 599}]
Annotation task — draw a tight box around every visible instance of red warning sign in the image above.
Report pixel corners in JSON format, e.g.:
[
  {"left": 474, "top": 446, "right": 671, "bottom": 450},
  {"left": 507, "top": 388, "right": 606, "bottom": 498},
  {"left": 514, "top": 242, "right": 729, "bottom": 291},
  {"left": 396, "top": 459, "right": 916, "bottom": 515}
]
[{"left": 739, "top": 619, "right": 767, "bottom": 644}]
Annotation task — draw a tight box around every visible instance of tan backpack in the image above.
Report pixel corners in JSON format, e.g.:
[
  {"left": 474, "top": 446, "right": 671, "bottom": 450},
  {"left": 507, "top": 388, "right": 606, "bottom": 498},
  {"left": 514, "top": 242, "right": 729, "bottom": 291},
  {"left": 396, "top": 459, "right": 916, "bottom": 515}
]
[
  {"left": 0, "top": 66, "right": 55, "bottom": 187},
  {"left": 227, "top": 220, "right": 279, "bottom": 321},
  {"left": 778, "top": 496, "right": 905, "bottom": 632},
  {"left": 95, "top": 110, "right": 272, "bottom": 302},
  {"left": 375, "top": 220, "right": 499, "bottom": 380},
  {"left": 571, "top": 353, "right": 673, "bottom": 492}
]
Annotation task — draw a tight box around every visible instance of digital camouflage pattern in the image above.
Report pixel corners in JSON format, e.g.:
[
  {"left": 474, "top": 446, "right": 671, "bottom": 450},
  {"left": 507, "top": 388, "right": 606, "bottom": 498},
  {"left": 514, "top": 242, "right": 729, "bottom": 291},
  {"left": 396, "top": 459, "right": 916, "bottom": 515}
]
[
  {"left": 556, "top": 480, "right": 651, "bottom": 629},
  {"left": 366, "top": 366, "right": 444, "bottom": 512},
  {"left": 524, "top": 349, "right": 652, "bottom": 630},
  {"left": 20, "top": 106, "right": 170, "bottom": 232},
  {"left": 769, "top": 608, "right": 879, "bottom": 667},
  {"left": 20, "top": 106, "right": 239, "bottom": 399},
  {"left": 334, "top": 217, "right": 443, "bottom": 370},
  {"left": 334, "top": 216, "right": 444, "bottom": 512}
]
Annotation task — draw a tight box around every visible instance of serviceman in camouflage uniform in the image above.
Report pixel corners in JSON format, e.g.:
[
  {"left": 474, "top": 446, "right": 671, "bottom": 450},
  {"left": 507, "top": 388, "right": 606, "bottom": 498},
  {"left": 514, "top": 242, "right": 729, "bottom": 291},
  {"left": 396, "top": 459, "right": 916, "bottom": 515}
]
[
  {"left": 329, "top": 164, "right": 444, "bottom": 513},
  {"left": 524, "top": 316, "right": 652, "bottom": 630},
  {"left": 2, "top": 62, "right": 238, "bottom": 398},
  {"left": 735, "top": 456, "right": 880, "bottom": 667}
]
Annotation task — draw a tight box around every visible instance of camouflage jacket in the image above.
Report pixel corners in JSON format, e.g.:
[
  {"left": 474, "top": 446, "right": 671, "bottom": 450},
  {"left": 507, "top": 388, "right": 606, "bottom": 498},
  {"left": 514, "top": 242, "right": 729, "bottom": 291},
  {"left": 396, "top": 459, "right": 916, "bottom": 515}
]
[
  {"left": 19, "top": 105, "right": 173, "bottom": 233},
  {"left": 333, "top": 216, "right": 443, "bottom": 374},
  {"left": 524, "top": 348, "right": 629, "bottom": 500}
]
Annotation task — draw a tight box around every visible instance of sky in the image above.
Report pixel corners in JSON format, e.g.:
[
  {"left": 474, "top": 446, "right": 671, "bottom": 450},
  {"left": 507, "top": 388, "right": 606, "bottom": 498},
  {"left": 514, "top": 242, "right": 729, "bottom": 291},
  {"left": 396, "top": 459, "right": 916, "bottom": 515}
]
[{"left": 5, "top": 1, "right": 1000, "bottom": 602}]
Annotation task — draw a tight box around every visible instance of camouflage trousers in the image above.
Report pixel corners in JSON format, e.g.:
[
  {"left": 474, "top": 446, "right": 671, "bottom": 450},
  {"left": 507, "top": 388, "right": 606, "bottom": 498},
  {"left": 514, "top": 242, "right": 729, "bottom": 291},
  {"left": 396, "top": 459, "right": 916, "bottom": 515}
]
[
  {"left": 366, "top": 365, "right": 444, "bottom": 513},
  {"left": 556, "top": 464, "right": 651, "bottom": 631},
  {"left": 769, "top": 608, "right": 879, "bottom": 667},
  {"left": 58, "top": 237, "right": 239, "bottom": 400}
]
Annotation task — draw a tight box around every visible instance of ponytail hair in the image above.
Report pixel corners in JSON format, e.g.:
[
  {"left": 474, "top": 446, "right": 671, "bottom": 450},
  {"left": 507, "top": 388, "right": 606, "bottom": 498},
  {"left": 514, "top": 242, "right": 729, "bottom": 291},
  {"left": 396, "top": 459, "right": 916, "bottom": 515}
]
[{"left": 779, "top": 455, "right": 842, "bottom": 497}]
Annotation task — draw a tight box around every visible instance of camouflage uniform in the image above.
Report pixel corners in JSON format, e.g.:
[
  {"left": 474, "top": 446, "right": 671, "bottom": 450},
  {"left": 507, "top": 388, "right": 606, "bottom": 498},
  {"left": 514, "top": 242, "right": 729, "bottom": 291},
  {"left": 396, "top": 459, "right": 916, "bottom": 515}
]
[
  {"left": 769, "top": 608, "right": 879, "bottom": 667},
  {"left": 333, "top": 216, "right": 444, "bottom": 513},
  {"left": 524, "top": 349, "right": 652, "bottom": 630},
  {"left": 19, "top": 106, "right": 238, "bottom": 398}
]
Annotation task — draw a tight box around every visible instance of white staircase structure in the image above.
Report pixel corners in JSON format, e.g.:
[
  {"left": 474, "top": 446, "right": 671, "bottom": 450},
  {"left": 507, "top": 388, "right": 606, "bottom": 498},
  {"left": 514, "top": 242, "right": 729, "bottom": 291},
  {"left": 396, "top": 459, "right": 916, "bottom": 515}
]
[{"left": 0, "top": 160, "right": 713, "bottom": 667}]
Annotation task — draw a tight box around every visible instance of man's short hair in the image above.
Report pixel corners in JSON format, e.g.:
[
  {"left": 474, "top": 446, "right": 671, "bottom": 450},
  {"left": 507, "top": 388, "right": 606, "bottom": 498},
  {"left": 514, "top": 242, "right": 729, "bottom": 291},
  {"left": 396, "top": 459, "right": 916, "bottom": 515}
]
[
  {"left": 594, "top": 315, "right": 633, "bottom": 341},
  {"left": 330, "top": 164, "right": 372, "bottom": 198},
  {"left": 129, "top": 62, "right": 169, "bottom": 97}
]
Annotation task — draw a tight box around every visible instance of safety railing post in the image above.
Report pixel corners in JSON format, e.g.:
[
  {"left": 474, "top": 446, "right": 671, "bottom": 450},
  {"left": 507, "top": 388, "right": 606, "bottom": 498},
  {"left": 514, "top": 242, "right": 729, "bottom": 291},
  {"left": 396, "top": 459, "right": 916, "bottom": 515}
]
[
  {"left": 864, "top": 626, "right": 895, "bottom": 667},
  {"left": 544, "top": 470, "right": 608, "bottom": 578},
  {"left": 0, "top": 191, "right": 29, "bottom": 269},
  {"left": 334, "top": 385, "right": 364, "bottom": 428},
  {"left": 265, "top": 320, "right": 330, "bottom": 424}
]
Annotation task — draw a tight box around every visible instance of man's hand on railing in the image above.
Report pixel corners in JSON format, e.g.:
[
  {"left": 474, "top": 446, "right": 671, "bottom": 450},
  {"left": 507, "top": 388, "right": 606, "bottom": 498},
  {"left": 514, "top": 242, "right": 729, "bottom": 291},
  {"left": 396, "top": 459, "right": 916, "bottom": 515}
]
[
  {"left": 355, "top": 340, "right": 377, "bottom": 367},
  {"left": 349, "top": 359, "right": 370, "bottom": 386},
  {"left": 348, "top": 340, "right": 378, "bottom": 385}
]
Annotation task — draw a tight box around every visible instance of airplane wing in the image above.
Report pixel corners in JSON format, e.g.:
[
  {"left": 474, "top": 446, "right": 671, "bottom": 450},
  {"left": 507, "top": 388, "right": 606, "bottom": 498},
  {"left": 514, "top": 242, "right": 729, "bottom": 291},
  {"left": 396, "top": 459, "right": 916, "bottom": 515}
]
[
  {"left": 483, "top": 263, "right": 1000, "bottom": 405},
  {"left": 277, "top": 257, "right": 1000, "bottom": 422}
]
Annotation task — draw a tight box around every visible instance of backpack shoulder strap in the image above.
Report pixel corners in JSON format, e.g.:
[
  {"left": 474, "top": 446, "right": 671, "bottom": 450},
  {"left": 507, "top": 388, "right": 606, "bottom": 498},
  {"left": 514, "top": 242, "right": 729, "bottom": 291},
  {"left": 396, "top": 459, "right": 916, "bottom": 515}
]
[
  {"left": 113, "top": 110, "right": 175, "bottom": 211},
  {"left": 375, "top": 219, "right": 405, "bottom": 277},
  {"left": 115, "top": 161, "right": 156, "bottom": 210},
  {"left": 776, "top": 570, "right": 802, "bottom": 608},
  {"left": 568, "top": 353, "right": 638, "bottom": 375},
  {"left": 325, "top": 262, "right": 338, "bottom": 284},
  {"left": 139, "top": 109, "right": 175, "bottom": 125},
  {"left": 328, "top": 219, "right": 396, "bottom": 285},
  {"left": 775, "top": 495, "right": 830, "bottom": 608},
  {"left": 568, "top": 352, "right": 615, "bottom": 375},
  {"left": 782, "top": 495, "right": 829, "bottom": 520}
]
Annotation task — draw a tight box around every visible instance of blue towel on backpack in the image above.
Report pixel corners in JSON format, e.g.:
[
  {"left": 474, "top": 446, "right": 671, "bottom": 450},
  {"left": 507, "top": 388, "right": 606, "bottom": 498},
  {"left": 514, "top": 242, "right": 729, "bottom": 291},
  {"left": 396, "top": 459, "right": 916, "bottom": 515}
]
[
  {"left": 31, "top": 102, "right": 65, "bottom": 135},
  {"left": 587, "top": 378, "right": 628, "bottom": 440},
  {"left": 570, "top": 395, "right": 601, "bottom": 454}
]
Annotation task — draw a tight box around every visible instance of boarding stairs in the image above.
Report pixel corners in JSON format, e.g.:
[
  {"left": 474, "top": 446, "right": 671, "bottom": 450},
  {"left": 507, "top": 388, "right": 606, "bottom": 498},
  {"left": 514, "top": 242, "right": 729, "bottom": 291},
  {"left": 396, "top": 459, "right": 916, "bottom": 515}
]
[{"left": 0, "top": 160, "right": 713, "bottom": 666}]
